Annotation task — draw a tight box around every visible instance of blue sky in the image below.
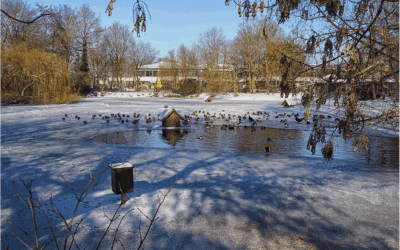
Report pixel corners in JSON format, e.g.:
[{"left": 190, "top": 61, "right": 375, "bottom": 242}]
[{"left": 35, "top": 0, "right": 291, "bottom": 57}]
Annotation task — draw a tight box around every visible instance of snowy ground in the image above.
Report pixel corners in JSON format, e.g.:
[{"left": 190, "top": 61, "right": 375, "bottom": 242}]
[{"left": 1, "top": 93, "right": 399, "bottom": 249}]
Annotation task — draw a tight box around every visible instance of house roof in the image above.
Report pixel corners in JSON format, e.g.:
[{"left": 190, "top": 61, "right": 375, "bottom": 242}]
[
  {"left": 282, "top": 100, "right": 294, "bottom": 106},
  {"left": 160, "top": 107, "right": 184, "bottom": 121}
]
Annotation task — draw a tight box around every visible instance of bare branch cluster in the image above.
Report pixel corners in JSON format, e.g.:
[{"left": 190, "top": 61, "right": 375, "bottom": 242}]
[{"left": 1, "top": 156, "right": 176, "bottom": 249}]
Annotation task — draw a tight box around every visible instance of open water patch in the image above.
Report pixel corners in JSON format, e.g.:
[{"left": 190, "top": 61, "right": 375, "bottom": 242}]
[{"left": 92, "top": 125, "right": 399, "bottom": 168}]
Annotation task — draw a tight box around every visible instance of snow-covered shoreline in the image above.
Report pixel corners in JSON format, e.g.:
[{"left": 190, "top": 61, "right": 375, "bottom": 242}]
[{"left": 1, "top": 94, "right": 398, "bottom": 249}]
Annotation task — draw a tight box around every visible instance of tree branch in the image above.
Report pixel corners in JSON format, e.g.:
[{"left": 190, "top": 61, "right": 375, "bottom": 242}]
[{"left": 1, "top": 9, "right": 51, "bottom": 24}]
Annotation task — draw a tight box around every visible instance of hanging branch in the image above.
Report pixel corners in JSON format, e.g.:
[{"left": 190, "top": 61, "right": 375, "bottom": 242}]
[{"left": 105, "top": 0, "right": 151, "bottom": 37}]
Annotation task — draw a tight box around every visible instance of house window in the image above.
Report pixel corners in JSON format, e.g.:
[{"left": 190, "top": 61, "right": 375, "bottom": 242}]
[
  {"left": 146, "top": 71, "right": 151, "bottom": 76},
  {"left": 153, "top": 71, "right": 157, "bottom": 76}
]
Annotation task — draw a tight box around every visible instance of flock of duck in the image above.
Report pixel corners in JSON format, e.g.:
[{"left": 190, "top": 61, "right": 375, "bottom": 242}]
[
  {"left": 62, "top": 108, "right": 336, "bottom": 154},
  {"left": 62, "top": 109, "right": 334, "bottom": 128},
  {"left": 62, "top": 112, "right": 160, "bottom": 125},
  {"left": 62, "top": 108, "right": 334, "bottom": 131}
]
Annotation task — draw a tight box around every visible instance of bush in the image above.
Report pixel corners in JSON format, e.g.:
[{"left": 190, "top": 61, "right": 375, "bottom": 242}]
[
  {"left": 178, "top": 79, "right": 199, "bottom": 96},
  {"left": 75, "top": 83, "right": 91, "bottom": 96}
]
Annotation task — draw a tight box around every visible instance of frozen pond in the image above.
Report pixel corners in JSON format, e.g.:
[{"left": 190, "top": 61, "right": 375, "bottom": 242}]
[
  {"left": 2, "top": 94, "right": 398, "bottom": 249},
  {"left": 92, "top": 124, "right": 399, "bottom": 168}
]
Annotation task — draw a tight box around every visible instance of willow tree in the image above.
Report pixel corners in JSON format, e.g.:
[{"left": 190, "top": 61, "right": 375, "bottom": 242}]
[
  {"left": 225, "top": 0, "right": 399, "bottom": 159},
  {"left": 1, "top": 42, "right": 79, "bottom": 104}
]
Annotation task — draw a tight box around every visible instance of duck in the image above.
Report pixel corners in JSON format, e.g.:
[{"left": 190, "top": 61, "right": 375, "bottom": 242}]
[
  {"left": 295, "top": 116, "right": 303, "bottom": 123},
  {"left": 264, "top": 147, "right": 270, "bottom": 153},
  {"left": 267, "top": 137, "right": 271, "bottom": 141},
  {"left": 146, "top": 117, "right": 152, "bottom": 124},
  {"left": 65, "top": 114, "right": 68, "bottom": 117},
  {"left": 197, "top": 136, "right": 203, "bottom": 140},
  {"left": 284, "top": 123, "right": 289, "bottom": 127},
  {"left": 121, "top": 120, "right": 125, "bottom": 123},
  {"left": 83, "top": 121, "right": 87, "bottom": 124},
  {"left": 62, "top": 117, "right": 65, "bottom": 121},
  {"left": 106, "top": 119, "right": 109, "bottom": 124},
  {"left": 131, "top": 119, "right": 139, "bottom": 124}
]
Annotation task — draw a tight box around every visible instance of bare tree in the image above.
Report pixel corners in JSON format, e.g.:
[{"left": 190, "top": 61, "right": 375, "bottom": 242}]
[
  {"left": 102, "top": 21, "right": 135, "bottom": 90},
  {"left": 89, "top": 38, "right": 110, "bottom": 90},
  {"left": 158, "top": 49, "right": 180, "bottom": 90},
  {"left": 260, "top": 20, "right": 285, "bottom": 93},
  {"left": 129, "top": 40, "right": 159, "bottom": 89},
  {"left": 73, "top": 4, "right": 104, "bottom": 91},
  {"left": 231, "top": 18, "right": 265, "bottom": 93},
  {"left": 196, "top": 27, "right": 228, "bottom": 94},
  {"left": 1, "top": 0, "right": 39, "bottom": 46},
  {"left": 176, "top": 44, "right": 191, "bottom": 84},
  {"left": 46, "top": 5, "right": 77, "bottom": 64}
]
